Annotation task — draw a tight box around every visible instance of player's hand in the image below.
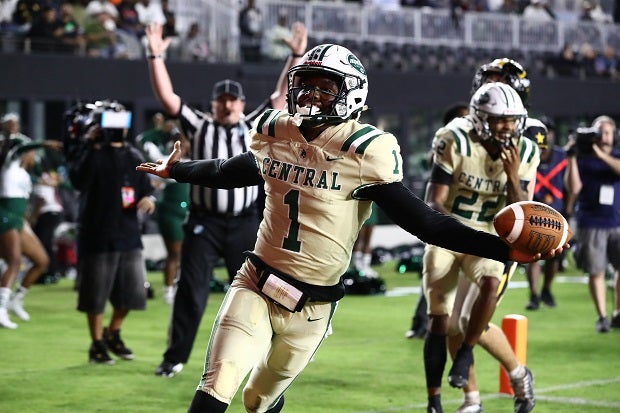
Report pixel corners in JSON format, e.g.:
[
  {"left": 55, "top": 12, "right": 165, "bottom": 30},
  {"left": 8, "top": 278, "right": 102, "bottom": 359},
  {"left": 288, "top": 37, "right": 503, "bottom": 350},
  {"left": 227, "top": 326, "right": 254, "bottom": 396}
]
[
  {"left": 136, "top": 140, "right": 182, "bottom": 179},
  {"left": 145, "top": 23, "right": 171, "bottom": 55},
  {"left": 285, "top": 21, "right": 307, "bottom": 57},
  {"left": 508, "top": 244, "right": 569, "bottom": 263},
  {"left": 499, "top": 142, "right": 520, "bottom": 177}
]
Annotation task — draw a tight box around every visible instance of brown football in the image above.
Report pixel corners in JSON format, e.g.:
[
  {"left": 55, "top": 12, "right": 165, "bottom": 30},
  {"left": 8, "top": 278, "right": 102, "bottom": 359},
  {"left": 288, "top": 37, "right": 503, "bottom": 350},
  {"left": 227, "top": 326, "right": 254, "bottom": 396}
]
[{"left": 493, "top": 201, "right": 572, "bottom": 255}]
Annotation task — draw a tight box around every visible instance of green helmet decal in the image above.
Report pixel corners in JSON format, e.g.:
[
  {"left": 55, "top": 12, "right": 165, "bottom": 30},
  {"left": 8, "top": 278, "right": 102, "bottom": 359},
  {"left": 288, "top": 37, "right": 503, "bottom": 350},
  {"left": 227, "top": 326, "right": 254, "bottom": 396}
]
[{"left": 348, "top": 54, "right": 366, "bottom": 75}]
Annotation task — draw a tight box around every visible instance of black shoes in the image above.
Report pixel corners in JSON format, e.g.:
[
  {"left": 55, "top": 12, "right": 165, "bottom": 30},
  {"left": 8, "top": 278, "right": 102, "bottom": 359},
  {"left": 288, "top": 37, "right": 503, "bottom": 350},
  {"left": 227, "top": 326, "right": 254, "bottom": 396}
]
[
  {"left": 89, "top": 340, "right": 115, "bottom": 365},
  {"left": 611, "top": 313, "right": 620, "bottom": 329},
  {"left": 90, "top": 329, "right": 134, "bottom": 364},
  {"left": 525, "top": 294, "right": 539, "bottom": 310},
  {"left": 154, "top": 360, "right": 184, "bottom": 377},
  {"left": 526, "top": 289, "right": 556, "bottom": 310},
  {"left": 540, "top": 288, "right": 556, "bottom": 307},
  {"left": 448, "top": 345, "right": 474, "bottom": 388},
  {"left": 103, "top": 328, "right": 134, "bottom": 360},
  {"left": 596, "top": 316, "right": 611, "bottom": 333}
]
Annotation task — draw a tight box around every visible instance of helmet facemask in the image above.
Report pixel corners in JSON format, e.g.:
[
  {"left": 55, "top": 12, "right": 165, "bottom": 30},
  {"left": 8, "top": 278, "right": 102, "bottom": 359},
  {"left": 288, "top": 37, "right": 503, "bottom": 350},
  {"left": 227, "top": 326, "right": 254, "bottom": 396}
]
[
  {"left": 470, "top": 82, "right": 527, "bottom": 149},
  {"left": 286, "top": 44, "right": 368, "bottom": 127}
]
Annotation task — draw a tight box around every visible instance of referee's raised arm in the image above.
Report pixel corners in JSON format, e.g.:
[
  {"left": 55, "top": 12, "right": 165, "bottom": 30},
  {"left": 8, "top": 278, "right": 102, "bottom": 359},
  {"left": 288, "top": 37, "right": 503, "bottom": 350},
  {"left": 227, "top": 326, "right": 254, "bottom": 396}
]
[
  {"left": 269, "top": 21, "right": 308, "bottom": 110},
  {"left": 145, "top": 23, "right": 181, "bottom": 116}
]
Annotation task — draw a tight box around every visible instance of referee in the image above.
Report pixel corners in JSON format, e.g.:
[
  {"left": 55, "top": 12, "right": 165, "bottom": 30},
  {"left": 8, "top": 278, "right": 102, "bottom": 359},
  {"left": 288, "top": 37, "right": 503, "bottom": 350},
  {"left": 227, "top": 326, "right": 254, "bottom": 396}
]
[{"left": 144, "top": 22, "right": 308, "bottom": 377}]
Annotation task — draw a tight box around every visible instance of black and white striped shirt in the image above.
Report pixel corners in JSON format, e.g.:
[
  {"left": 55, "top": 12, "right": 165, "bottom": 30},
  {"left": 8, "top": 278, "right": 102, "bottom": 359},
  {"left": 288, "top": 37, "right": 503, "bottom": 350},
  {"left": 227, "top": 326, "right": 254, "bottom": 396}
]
[{"left": 178, "top": 100, "right": 269, "bottom": 215}]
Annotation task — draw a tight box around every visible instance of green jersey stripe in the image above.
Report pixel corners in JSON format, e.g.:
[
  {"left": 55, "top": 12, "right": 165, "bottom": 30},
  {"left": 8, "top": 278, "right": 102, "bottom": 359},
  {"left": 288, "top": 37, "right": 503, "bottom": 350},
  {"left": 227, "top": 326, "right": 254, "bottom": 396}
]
[
  {"left": 341, "top": 126, "right": 375, "bottom": 152},
  {"left": 267, "top": 111, "right": 284, "bottom": 137},
  {"left": 448, "top": 127, "right": 471, "bottom": 156},
  {"left": 519, "top": 137, "right": 536, "bottom": 164},
  {"left": 259, "top": 110, "right": 281, "bottom": 137},
  {"left": 355, "top": 133, "right": 383, "bottom": 154},
  {"left": 256, "top": 109, "right": 274, "bottom": 134}
]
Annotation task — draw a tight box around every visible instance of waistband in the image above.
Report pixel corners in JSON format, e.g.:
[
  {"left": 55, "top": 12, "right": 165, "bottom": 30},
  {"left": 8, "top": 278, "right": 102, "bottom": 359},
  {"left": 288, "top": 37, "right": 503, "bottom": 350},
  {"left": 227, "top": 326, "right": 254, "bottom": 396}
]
[{"left": 245, "top": 252, "right": 345, "bottom": 303}]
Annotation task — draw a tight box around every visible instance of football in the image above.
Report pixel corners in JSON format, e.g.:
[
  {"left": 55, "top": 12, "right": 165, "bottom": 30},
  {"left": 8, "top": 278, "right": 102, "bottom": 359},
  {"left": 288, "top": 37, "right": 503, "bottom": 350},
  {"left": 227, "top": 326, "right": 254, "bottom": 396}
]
[{"left": 493, "top": 201, "right": 572, "bottom": 255}]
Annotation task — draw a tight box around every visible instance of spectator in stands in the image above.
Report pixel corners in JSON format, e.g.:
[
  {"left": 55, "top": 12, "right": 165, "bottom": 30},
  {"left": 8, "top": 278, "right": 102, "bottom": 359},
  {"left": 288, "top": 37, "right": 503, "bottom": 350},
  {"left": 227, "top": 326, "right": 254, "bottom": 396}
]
[
  {"left": 262, "top": 11, "right": 291, "bottom": 61},
  {"left": 27, "top": 4, "right": 64, "bottom": 52},
  {"left": 594, "top": 45, "right": 618, "bottom": 79},
  {"left": 579, "top": 42, "right": 598, "bottom": 78},
  {"left": 0, "top": 0, "right": 19, "bottom": 30},
  {"left": 83, "top": 3, "right": 118, "bottom": 58},
  {"left": 179, "top": 21, "right": 209, "bottom": 62},
  {"left": 58, "top": 1, "right": 85, "bottom": 54},
  {"left": 238, "top": 0, "right": 263, "bottom": 62},
  {"left": 84, "top": 0, "right": 118, "bottom": 20},
  {"left": 547, "top": 43, "right": 581, "bottom": 78},
  {"left": 496, "top": 0, "right": 520, "bottom": 14},
  {"left": 159, "top": 0, "right": 176, "bottom": 39},
  {"left": 579, "top": 0, "right": 613, "bottom": 22},
  {"left": 450, "top": 0, "right": 489, "bottom": 28},
  {"left": 67, "top": 0, "right": 89, "bottom": 29},
  {"left": 522, "top": 0, "right": 555, "bottom": 20},
  {"left": 116, "top": 0, "right": 144, "bottom": 39},
  {"left": 11, "top": 0, "right": 47, "bottom": 31}
]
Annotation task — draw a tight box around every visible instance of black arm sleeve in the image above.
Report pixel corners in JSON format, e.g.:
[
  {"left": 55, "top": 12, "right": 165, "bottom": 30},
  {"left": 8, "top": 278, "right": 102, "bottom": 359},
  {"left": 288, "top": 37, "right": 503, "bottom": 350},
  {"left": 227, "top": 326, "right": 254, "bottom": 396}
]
[
  {"left": 360, "top": 182, "right": 510, "bottom": 262},
  {"left": 169, "top": 151, "right": 264, "bottom": 189}
]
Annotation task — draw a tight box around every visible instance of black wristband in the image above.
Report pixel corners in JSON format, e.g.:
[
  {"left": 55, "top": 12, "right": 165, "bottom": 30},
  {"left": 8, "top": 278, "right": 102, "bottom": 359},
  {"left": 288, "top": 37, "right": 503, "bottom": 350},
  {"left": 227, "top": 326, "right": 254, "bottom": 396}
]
[
  {"left": 147, "top": 54, "right": 163, "bottom": 59},
  {"left": 291, "top": 53, "right": 304, "bottom": 58}
]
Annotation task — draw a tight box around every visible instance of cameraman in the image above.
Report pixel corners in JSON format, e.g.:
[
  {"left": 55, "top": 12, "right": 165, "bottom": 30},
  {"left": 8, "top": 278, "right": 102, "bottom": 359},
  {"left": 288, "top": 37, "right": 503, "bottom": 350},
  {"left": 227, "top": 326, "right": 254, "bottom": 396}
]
[
  {"left": 565, "top": 115, "right": 620, "bottom": 333},
  {"left": 66, "top": 102, "right": 156, "bottom": 363}
]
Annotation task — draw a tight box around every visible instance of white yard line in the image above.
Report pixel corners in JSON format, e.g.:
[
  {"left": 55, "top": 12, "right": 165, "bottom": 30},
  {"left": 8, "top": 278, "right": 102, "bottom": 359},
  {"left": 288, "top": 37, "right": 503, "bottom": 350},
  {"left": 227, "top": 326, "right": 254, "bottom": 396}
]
[
  {"left": 352, "top": 377, "right": 620, "bottom": 412},
  {"left": 385, "top": 275, "right": 589, "bottom": 298}
]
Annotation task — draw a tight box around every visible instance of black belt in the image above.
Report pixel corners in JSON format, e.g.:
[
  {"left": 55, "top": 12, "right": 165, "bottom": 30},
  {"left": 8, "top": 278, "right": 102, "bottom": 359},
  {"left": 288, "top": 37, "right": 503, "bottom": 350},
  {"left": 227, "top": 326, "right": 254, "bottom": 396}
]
[
  {"left": 245, "top": 252, "right": 346, "bottom": 303},
  {"left": 189, "top": 208, "right": 255, "bottom": 219}
]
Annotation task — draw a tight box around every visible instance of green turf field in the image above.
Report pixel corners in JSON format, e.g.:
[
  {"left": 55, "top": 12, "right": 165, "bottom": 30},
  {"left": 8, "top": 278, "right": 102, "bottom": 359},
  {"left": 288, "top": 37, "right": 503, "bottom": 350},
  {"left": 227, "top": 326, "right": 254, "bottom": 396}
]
[{"left": 2, "top": 257, "right": 619, "bottom": 413}]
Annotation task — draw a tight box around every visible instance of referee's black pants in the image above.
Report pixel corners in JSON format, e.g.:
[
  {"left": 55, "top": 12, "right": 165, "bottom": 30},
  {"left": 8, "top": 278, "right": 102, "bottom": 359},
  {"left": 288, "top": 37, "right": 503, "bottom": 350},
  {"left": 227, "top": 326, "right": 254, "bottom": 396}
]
[{"left": 163, "top": 210, "right": 259, "bottom": 365}]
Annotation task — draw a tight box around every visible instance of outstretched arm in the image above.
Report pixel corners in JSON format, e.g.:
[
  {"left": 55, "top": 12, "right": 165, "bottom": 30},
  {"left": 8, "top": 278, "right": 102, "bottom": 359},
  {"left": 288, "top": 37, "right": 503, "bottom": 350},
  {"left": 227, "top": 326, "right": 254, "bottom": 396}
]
[
  {"left": 136, "top": 141, "right": 263, "bottom": 188},
  {"left": 145, "top": 24, "right": 182, "bottom": 115},
  {"left": 269, "top": 22, "right": 307, "bottom": 110},
  {"left": 359, "top": 182, "right": 559, "bottom": 264}
]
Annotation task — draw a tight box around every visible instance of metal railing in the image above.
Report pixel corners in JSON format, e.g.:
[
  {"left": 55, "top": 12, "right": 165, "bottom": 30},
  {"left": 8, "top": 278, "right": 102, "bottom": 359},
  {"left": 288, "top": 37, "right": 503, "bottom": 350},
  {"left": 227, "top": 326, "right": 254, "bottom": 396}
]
[{"left": 2, "top": 0, "right": 619, "bottom": 63}]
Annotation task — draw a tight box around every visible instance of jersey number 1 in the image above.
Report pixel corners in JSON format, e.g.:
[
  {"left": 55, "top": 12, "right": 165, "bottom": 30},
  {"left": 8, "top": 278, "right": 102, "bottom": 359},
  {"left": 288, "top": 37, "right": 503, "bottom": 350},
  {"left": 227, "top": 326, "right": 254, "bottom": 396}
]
[{"left": 283, "top": 190, "right": 302, "bottom": 252}]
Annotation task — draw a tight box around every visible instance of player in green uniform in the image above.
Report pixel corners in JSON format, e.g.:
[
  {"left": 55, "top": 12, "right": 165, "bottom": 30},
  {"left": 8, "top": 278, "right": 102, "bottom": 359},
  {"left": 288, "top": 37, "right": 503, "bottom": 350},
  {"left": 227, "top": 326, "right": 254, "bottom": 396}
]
[{"left": 137, "top": 44, "right": 560, "bottom": 413}]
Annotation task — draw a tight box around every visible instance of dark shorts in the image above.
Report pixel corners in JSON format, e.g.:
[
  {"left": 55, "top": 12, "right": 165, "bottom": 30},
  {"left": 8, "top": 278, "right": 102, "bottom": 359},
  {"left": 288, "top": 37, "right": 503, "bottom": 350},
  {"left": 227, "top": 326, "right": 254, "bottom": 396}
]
[
  {"left": 77, "top": 249, "right": 147, "bottom": 314},
  {"left": 0, "top": 198, "right": 27, "bottom": 233},
  {"left": 575, "top": 226, "right": 620, "bottom": 275}
]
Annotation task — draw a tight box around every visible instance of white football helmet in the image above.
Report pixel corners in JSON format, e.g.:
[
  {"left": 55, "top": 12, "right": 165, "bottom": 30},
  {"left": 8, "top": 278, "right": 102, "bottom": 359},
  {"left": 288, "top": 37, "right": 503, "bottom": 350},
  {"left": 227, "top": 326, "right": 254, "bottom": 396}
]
[
  {"left": 470, "top": 82, "right": 527, "bottom": 147},
  {"left": 287, "top": 44, "right": 368, "bottom": 126}
]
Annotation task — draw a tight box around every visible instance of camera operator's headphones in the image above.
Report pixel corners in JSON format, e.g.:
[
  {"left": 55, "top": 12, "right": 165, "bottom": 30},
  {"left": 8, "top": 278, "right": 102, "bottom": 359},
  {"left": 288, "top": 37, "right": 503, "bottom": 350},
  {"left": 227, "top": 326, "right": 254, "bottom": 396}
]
[{"left": 591, "top": 115, "right": 619, "bottom": 146}]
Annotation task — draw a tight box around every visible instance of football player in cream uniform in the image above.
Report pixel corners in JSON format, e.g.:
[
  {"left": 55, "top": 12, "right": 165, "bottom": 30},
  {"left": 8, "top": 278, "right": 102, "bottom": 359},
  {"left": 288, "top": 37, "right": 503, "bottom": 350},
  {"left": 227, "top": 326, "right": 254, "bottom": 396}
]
[
  {"left": 137, "top": 45, "right": 559, "bottom": 413},
  {"left": 422, "top": 82, "right": 539, "bottom": 413},
  {"left": 445, "top": 59, "right": 539, "bottom": 413}
]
